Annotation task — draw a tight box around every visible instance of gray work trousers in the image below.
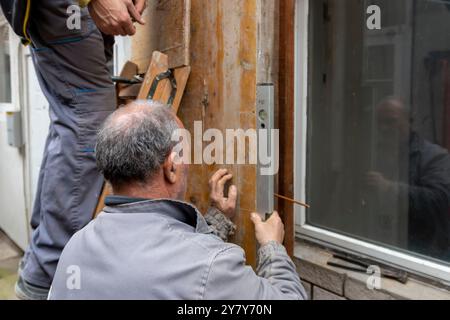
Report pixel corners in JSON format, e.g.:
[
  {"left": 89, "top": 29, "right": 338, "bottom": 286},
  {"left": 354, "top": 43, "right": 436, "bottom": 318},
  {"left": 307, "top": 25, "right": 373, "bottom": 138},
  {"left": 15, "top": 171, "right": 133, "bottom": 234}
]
[{"left": 21, "top": 0, "right": 116, "bottom": 288}]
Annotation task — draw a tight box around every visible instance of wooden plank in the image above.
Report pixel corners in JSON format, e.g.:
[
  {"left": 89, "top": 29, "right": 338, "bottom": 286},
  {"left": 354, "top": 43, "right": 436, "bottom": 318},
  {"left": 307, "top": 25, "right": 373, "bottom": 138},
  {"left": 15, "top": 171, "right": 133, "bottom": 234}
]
[
  {"left": 137, "top": 51, "right": 169, "bottom": 99},
  {"left": 256, "top": 0, "right": 278, "bottom": 84},
  {"left": 114, "top": 61, "right": 137, "bottom": 105},
  {"left": 132, "top": 0, "right": 191, "bottom": 73},
  {"left": 178, "top": 0, "right": 258, "bottom": 267},
  {"left": 137, "top": 51, "right": 191, "bottom": 113},
  {"left": 119, "top": 60, "right": 138, "bottom": 79},
  {"left": 94, "top": 183, "right": 112, "bottom": 218},
  {"left": 277, "top": 0, "right": 296, "bottom": 257},
  {"left": 118, "top": 83, "right": 141, "bottom": 100}
]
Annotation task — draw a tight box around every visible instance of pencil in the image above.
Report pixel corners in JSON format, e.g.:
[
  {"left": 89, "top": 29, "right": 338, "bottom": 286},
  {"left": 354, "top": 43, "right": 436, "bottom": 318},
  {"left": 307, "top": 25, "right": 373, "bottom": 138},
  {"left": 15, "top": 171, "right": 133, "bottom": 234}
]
[{"left": 274, "top": 193, "right": 310, "bottom": 208}]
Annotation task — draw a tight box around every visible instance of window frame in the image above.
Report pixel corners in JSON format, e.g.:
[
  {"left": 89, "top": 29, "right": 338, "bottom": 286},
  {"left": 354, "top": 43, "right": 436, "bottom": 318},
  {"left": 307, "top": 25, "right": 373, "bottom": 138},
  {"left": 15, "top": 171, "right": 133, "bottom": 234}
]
[
  {"left": 293, "top": 0, "right": 450, "bottom": 283},
  {"left": 0, "top": 24, "right": 13, "bottom": 108}
]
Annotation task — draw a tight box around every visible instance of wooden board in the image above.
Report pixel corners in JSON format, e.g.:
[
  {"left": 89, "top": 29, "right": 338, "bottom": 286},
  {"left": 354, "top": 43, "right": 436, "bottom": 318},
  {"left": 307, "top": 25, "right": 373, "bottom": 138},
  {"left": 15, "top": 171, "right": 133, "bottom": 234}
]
[
  {"left": 277, "top": 0, "right": 296, "bottom": 257},
  {"left": 137, "top": 51, "right": 169, "bottom": 99},
  {"left": 119, "top": 60, "right": 139, "bottom": 79},
  {"left": 177, "top": 0, "right": 259, "bottom": 267},
  {"left": 118, "top": 83, "right": 141, "bottom": 101},
  {"left": 93, "top": 183, "right": 112, "bottom": 218},
  {"left": 132, "top": 0, "right": 191, "bottom": 73},
  {"left": 116, "top": 60, "right": 139, "bottom": 104},
  {"left": 137, "top": 51, "right": 191, "bottom": 113}
]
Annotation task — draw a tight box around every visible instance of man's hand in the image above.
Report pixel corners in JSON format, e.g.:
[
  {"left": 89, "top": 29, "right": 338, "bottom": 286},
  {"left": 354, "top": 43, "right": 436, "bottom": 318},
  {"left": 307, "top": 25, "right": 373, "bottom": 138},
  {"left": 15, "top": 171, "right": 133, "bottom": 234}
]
[
  {"left": 366, "top": 171, "right": 393, "bottom": 193},
  {"left": 251, "top": 211, "right": 285, "bottom": 246},
  {"left": 209, "top": 169, "right": 237, "bottom": 219},
  {"left": 88, "top": 0, "right": 146, "bottom": 36}
]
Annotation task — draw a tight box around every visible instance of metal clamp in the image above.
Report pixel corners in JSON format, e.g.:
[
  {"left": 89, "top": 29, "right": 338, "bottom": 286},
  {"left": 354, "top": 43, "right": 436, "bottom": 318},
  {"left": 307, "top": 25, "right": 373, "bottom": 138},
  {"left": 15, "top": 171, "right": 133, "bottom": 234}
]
[
  {"left": 148, "top": 70, "right": 178, "bottom": 106},
  {"left": 111, "top": 75, "right": 142, "bottom": 85}
]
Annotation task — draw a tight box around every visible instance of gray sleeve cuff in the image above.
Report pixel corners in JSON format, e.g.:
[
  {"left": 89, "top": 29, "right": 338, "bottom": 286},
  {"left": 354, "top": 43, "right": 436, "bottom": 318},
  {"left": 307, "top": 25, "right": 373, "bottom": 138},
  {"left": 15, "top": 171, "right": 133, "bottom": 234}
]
[
  {"left": 204, "top": 206, "right": 237, "bottom": 242},
  {"left": 258, "top": 241, "right": 287, "bottom": 261},
  {"left": 256, "top": 241, "right": 289, "bottom": 277}
]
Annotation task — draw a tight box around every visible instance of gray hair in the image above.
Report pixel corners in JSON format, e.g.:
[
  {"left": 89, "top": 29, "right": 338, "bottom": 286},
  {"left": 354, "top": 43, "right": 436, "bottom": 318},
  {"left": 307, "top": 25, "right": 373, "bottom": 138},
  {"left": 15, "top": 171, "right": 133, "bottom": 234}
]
[{"left": 95, "top": 100, "right": 179, "bottom": 187}]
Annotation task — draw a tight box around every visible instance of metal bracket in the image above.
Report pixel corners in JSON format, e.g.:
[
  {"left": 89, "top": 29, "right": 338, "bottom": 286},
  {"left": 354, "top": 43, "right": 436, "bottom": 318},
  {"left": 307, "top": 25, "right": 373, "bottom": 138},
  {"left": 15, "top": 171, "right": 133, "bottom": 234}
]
[{"left": 111, "top": 75, "right": 142, "bottom": 85}]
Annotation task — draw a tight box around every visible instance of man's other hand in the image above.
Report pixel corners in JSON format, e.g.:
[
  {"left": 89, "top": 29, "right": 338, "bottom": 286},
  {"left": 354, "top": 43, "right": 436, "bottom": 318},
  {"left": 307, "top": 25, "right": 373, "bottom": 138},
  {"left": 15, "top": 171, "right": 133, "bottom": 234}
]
[
  {"left": 88, "top": 0, "right": 146, "bottom": 36},
  {"left": 209, "top": 169, "right": 237, "bottom": 219},
  {"left": 251, "top": 211, "right": 285, "bottom": 246},
  {"left": 133, "top": 0, "right": 147, "bottom": 15}
]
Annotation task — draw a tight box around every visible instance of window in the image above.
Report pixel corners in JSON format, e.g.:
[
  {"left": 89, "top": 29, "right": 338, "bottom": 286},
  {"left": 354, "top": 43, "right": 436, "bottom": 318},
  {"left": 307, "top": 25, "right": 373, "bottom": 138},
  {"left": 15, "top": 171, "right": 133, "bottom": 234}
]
[
  {"left": 0, "top": 16, "right": 12, "bottom": 103},
  {"left": 295, "top": 0, "right": 450, "bottom": 281}
]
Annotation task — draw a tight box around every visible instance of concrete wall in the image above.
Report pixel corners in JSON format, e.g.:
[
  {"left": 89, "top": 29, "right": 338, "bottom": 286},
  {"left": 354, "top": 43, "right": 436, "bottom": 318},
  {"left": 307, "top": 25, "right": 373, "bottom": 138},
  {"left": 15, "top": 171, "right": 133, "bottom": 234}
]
[{"left": 294, "top": 240, "right": 450, "bottom": 300}]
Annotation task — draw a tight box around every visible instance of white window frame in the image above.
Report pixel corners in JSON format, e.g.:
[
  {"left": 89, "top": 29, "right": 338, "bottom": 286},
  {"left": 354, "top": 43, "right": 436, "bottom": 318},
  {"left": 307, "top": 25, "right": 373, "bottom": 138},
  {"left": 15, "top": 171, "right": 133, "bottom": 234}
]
[
  {"left": 293, "top": 0, "right": 450, "bottom": 284},
  {"left": 0, "top": 25, "right": 13, "bottom": 109}
]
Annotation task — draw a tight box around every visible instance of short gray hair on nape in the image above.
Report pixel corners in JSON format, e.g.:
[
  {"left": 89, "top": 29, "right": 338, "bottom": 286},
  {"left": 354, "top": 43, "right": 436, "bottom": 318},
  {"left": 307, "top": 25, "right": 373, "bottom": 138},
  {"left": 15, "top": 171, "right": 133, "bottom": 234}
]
[{"left": 95, "top": 100, "right": 180, "bottom": 187}]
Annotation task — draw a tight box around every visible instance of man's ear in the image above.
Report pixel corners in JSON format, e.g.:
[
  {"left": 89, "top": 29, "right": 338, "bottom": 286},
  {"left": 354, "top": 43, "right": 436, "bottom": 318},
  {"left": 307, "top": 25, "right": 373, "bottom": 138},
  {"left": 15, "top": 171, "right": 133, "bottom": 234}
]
[{"left": 163, "top": 152, "right": 178, "bottom": 184}]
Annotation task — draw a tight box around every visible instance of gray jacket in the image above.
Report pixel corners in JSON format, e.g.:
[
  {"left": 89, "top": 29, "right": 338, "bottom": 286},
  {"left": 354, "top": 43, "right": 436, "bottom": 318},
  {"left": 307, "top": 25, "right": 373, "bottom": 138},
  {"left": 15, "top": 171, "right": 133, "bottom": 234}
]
[{"left": 49, "top": 198, "right": 306, "bottom": 300}]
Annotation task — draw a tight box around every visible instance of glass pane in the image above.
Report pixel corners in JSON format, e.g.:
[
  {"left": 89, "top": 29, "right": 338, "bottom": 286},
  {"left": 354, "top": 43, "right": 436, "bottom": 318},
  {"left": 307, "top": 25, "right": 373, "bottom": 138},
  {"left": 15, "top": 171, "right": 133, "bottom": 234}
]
[
  {"left": 0, "top": 16, "right": 11, "bottom": 103},
  {"left": 306, "top": 0, "right": 450, "bottom": 265}
]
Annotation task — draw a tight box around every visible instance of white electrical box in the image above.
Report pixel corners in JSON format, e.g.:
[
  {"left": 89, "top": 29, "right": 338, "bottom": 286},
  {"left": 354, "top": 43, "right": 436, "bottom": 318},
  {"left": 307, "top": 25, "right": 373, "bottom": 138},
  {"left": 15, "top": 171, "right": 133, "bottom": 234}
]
[{"left": 6, "top": 111, "right": 23, "bottom": 148}]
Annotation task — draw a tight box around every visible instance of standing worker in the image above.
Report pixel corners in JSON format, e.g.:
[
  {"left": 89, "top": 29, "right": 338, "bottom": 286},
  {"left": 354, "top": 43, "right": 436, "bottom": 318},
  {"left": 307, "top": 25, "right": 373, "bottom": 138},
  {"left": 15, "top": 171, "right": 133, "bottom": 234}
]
[{"left": 0, "top": 0, "right": 147, "bottom": 300}]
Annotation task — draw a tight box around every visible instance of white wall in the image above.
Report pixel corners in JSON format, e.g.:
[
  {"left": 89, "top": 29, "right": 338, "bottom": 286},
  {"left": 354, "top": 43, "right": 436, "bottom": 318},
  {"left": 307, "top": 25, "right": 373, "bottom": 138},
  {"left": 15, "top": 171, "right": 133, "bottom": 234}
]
[{"left": 0, "top": 30, "right": 30, "bottom": 250}]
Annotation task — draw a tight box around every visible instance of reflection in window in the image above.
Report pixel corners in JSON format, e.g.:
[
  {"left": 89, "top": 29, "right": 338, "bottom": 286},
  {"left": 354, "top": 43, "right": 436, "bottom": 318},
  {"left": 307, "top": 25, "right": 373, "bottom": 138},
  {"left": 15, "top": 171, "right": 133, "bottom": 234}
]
[
  {"left": 306, "top": 0, "right": 450, "bottom": 264},
  {"left": 0, "top": 14, "right": 11, "bottom": 103}
]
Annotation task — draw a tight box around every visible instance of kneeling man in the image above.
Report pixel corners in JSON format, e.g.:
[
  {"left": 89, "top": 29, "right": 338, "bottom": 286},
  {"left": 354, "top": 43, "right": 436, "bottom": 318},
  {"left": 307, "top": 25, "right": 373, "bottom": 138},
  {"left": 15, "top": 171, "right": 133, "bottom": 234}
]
[{"left": 49, "top": 100, "right": 306, "bottom": 300}]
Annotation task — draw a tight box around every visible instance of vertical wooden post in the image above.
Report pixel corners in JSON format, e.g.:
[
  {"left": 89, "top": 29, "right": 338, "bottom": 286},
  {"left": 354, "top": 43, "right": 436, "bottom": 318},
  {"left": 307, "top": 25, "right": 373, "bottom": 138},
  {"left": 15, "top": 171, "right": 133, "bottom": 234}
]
[
  {"left": 278, "top": 0, "right": 296, "bottom": 257},
  {"left": 179, "top": 0, "right": 258, "bottom": 267}
]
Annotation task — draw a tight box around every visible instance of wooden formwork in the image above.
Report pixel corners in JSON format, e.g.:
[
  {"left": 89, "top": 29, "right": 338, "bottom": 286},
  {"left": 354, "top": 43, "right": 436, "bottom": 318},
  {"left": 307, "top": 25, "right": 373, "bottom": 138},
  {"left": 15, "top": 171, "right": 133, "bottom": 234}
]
[{"left": 127, "top": 0, "right": 294, "bottom": 267}]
